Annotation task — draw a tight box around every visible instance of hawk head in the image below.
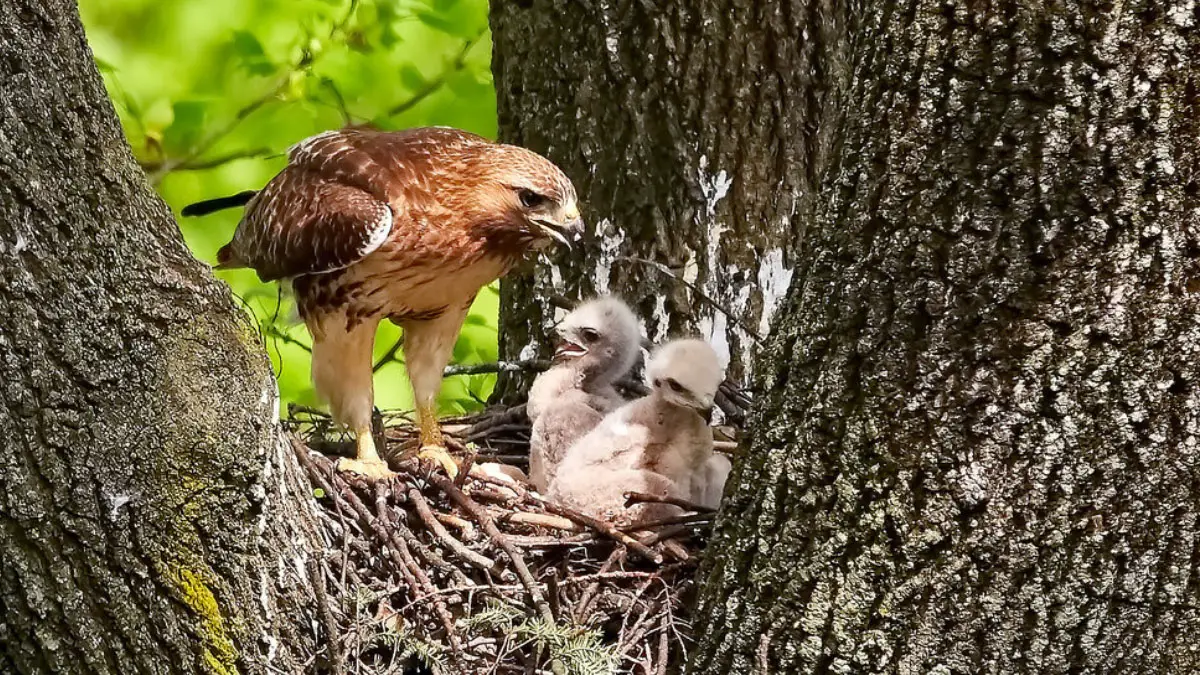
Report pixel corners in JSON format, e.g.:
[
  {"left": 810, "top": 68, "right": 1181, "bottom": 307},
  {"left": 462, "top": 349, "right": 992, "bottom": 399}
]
[{"left": 460, "top": 144, "right": 584, "bottom": 250}]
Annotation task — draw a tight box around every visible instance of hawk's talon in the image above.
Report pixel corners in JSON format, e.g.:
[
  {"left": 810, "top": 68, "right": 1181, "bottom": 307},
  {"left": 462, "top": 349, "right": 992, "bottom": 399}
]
[
  {"left": 418, "top": 445, "right": 459, "bottom": 479},
  {"left": 336, "top": 457, "right": 395, "bottom": 480}
]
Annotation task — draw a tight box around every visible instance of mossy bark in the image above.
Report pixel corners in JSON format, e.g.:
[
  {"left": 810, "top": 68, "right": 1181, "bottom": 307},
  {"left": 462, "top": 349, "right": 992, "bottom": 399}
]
[
  {"left": 0, "top": 2, "right": 323, "bottom": 673},
  {"left": 692, "top": 1, "right": 1200, "bottom": 673}
]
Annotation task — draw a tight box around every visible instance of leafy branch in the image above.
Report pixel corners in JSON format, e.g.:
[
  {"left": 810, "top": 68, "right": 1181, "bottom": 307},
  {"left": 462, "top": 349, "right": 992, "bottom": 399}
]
[
  {"left": 147, "top": 0, "right": 362, "bottom": 184},
  {"left": 384, "top": 32, "right": 484, "bottom": 119}
]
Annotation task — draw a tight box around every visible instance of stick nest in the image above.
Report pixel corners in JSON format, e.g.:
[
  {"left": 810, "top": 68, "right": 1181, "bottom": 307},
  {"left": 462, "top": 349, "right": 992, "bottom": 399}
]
[{"left": 287, "top": 395, "right": 746, "bottom": 675}]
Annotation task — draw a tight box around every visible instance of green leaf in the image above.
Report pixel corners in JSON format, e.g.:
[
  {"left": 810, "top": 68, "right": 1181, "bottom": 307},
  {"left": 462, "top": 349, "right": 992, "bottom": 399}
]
[
  {"left": 162, "top": 100, "right": 208, "bottom": 154},
  {"left": 400, "top": 64, "right": 428, "bottom": 92},
  {"left": 230, "top": 30, "right": 276, "bottom": 76},
  {"left": 415, "top": 5, "right": 484, "bottom": 39}
]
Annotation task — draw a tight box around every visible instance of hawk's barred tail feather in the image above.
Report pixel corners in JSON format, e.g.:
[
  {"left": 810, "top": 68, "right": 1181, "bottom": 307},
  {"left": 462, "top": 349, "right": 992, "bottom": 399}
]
[{"left": 181, "top": 190, "right": 259, "bottom": 217}]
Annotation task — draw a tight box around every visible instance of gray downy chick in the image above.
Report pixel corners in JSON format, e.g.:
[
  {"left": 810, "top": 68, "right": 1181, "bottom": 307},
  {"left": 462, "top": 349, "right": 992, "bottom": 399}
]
[
  {"left": 527, "top": 296, "right": 642, "bottom": 492},
  {"left": 548, "top": 338, "right": 726, "bottom": 524}
]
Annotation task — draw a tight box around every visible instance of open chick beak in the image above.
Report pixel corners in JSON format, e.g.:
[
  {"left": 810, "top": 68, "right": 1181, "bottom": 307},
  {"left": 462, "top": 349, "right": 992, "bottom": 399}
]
[{"left": 553, "top": 339, "right": 587, "bottom": 361}]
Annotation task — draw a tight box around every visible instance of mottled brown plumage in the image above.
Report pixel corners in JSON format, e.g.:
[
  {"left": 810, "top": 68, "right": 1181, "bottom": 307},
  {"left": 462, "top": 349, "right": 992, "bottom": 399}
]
[{"left": 215, "top": 126, "right": 583, "bottom": 478}]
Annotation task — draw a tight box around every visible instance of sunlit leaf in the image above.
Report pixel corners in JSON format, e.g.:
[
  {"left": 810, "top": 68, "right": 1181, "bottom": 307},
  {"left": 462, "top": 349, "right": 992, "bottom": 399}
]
[
  {"left": 415, "top": 3, "right": 484, "bottom": 39},
  {"left": 163, "top": 100, "right": 208, "bottom": 154},
  {"left": 230, "top": 30, "right": 276, "bottom": 76},
  {"left": 400, "top": 64, "right": 427, "bottom": 91}
]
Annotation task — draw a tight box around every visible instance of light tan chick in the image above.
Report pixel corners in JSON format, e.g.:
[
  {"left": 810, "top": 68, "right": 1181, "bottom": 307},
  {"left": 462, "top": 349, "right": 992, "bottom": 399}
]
[
  {"left": 548, "top": 338, "right": 726, "bottom": 524},
  {"left": 526, "top": 297, "right": 642, "bottom": 492}
]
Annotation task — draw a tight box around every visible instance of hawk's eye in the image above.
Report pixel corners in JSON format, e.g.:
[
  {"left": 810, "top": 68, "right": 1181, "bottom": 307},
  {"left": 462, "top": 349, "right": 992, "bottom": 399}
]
[
  {"left": 580, "top": 328, "right": 600, "bottom": 343},
  {"left": 666, "top": 378, "right": 685, "bottom": 393},
  {"left": 518, "top": 189, "right": 547, "bottom": 209}
]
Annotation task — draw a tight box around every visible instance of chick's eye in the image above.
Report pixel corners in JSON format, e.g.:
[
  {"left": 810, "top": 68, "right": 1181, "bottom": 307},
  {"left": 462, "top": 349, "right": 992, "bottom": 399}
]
[
  {"left": 580, "top": 328, "right": 600, "bottom": 343},
  {"left": 518, "top": 189, "right": 547, "bottom": 209},
  {"left": 666, "top": 379, "right": 685, "bottom": 393}
]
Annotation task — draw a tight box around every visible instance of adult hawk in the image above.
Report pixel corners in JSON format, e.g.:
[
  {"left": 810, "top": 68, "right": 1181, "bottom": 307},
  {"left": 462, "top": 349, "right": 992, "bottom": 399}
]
[{"left": 197, "top": 127, "right": 582, "bottom": 478}]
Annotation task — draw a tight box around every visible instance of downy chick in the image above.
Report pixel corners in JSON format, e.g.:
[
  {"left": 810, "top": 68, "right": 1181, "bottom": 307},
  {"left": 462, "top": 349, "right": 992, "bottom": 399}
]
[
  {"left": 548, "top": 338, "right": 726, "bottom": 523},
  {"left": 527, "top": 297, "right": 642, "bottom": 491}
]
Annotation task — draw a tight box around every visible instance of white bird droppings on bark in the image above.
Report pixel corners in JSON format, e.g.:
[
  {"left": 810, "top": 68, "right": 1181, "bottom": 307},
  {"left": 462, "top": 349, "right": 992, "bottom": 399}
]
[{"left": 756, "top": 248, "right": 793, "bottom": 337}]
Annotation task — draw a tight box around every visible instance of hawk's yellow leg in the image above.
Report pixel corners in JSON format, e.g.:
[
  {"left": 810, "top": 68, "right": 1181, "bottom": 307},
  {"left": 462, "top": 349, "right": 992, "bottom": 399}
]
[
  {"left": 416, "top": 402, "right": 458, "bottom": 478},
  {"left": 337, "top": 427, "right": 394, "bottom": 479}
]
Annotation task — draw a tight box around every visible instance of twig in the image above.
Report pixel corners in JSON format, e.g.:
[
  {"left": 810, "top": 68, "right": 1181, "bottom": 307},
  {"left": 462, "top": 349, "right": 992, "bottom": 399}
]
[
  {"left": 615, "top": 256, "right": 765, "bottom": 342},
  {"left": 141, "top": 147, "right": 274, "bottom": 173},
  {"left": 446, "top": 360, "right": 549, "bottom": 377},
  {"left": 149, "top": 0, "right": 361, "bottom": 184},
  {"left": 500, "top": 512, "right": 582, "bottom": 532},
  {"left": 307, "top": 558, "right": 344, "bottom": 674},
  {"left": 638, "top": 525, "right": 693, "bottom": 548},
  {"left": 539, "top": 501, "right": 662, "bottom": 564},
  {"left": 619, "top": 512, "right": 713, "bottom": 531},
  {"left": 427, "top": 474, "right": 556, "bottom": 624},
  {"left": 375, "top": 484, "right": 462, "bottom": 655},
  {"left": 265, "top": 323, "right": 313, "bottom": 354},
  {"left": 385, "top": 34, "right": 483, "bottom": 118},
  {"left": 372, "top": 336, "right": 405, "bottom": 372},
  {"left": 574, "top": 549, "right": 625, "bottom": 623},
  {"left": 624, "top": 491, "right": 715, "bottom": 514},
  {"left": 408, "top": 488, "right": 498, "bottom": 573},
  {"left": 654, "top": 614, "right": 670, "bottom": 675}
]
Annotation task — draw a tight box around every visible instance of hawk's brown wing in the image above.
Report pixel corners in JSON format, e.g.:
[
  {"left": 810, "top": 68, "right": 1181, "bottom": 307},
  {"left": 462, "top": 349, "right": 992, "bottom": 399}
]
[
  {"left": 218, "top": 127, "right": 490, "bottom": 281},
  {"left": 220, "top": 168, "right": 393, "bottom": 282}
]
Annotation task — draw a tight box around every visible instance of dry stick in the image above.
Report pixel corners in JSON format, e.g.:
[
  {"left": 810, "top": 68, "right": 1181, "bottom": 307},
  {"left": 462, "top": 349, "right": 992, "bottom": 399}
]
[
  {"left": 465, "top": 423, "right": 533, "bottom": 443},
  {"left": 500, "top": 512, "right": 582, "bottom": 532},
  {"left": 654, "top": 613, "right": 671, "bottom": 675},
  {"left": 298, "top": 445, "right": 469, "bottom": 586},
  {"left": 505, "top": 534, "right": 599, "bottom": 548},
  {"left": 374, "top": 484, "right": 463, "bottom": 655},
  {"left": 538, "top": 501, "right": 663, "bottom": 564},
  {"left": 574, "top": 548, "right": 626, "bottom": 623},
  {"left": 471, "top": 472, "right": 662, "bottom": 564},
  {"left": 306, "top": 558, "right": 345, "bottom": 675},
  {"left": 619, "top": 512, "right": 714, "bottom": 531},
  {"left": 408, "top": 488, "right": 499, "bottom": 572},
  {"left": 639, "top": 525, "right": 695, "bottom": 548},
  {"left": 427, "top": 474, "right": 556, "bottom": 624},
  {"left": 624, "top": 491, "right": 716, "bottom": 514},
  {"left": 369, "top": 484, "right": 474, "bottom": 589},
  {"left": 434, "top": 511, "right": 476, "bottom": 537},
  {"left": 617, "top": 597, "right": 661, "bottom": 663}
]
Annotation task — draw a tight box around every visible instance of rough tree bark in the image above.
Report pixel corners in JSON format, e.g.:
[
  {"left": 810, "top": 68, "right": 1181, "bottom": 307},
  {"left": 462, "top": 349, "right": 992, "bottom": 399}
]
[
  {"left": 690, "top": 1, "right": 1200, "bottom": 673},
  {"left": 490, "top": 1, "right": 842, "bottom": 387},
  {"left": 0, "top": 2, "right": 323, "bottom": 673}
]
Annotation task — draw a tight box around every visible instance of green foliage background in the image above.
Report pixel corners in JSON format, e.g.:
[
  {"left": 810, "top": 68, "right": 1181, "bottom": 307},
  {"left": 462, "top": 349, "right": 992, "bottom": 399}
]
[{"left": 80, "top": 0, "right": 501, "bottom": 416}]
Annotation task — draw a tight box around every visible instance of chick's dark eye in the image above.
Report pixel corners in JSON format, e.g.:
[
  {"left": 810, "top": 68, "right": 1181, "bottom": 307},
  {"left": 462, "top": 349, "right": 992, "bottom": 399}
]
[
  {"left": 580, "top": 328, "right": 600, "bottom": 343},
  {"left": 666, "top": 379, "right": 685, "bottom": 393},
  {"left": 518, "top": 189, "right": 547, "bottom": 209}
]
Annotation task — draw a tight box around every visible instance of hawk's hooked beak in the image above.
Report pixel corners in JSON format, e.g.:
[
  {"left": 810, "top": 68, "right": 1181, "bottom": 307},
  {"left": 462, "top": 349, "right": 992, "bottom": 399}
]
[{"left": 536, "top": 203, "right": 584, "bottom": 250}]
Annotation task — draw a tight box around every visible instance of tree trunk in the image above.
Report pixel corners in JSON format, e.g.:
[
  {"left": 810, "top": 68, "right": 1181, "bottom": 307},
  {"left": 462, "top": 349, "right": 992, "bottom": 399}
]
[
  {"left": 0, "top": 2, "right": 322, "bottom": 673},
  {"left": 691, "top": 1, "right": 1200, "bottom": 673},
  {"left": 490, "top": 1, "right": 843, "bottom": 389}
]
